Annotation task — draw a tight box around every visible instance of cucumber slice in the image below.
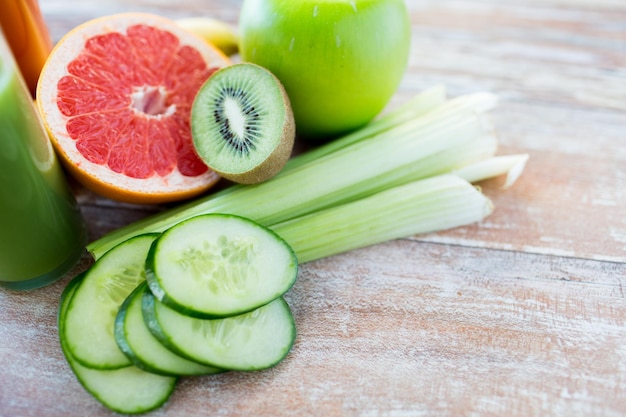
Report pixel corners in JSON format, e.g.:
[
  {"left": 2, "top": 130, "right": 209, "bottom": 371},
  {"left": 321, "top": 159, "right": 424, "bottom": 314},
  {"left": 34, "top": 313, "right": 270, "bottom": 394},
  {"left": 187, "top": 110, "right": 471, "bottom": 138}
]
[
  {"left": 59, "top": 274, "right": 177, "bottom": 415},
  {"left": 145, "top": 213, "right": 297, "bottom": 318},
  {"left": 143, "top": 289, "right": 296, "bottom": 371},
  {"left": 58, "top": 273, "right": 86, "bottom": 323},
  {"left": 115, "top": 282, "right": 224, "bottom": 376},
  {"left": 64, "top": 233, "right": 159, "bottom": 369}
]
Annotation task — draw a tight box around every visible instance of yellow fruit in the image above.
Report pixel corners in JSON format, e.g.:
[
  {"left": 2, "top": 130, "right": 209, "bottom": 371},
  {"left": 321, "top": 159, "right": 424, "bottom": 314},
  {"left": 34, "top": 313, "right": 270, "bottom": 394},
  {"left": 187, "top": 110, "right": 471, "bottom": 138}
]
[{"left": 175, "top": 17, "right": 239, "bottom": 56}]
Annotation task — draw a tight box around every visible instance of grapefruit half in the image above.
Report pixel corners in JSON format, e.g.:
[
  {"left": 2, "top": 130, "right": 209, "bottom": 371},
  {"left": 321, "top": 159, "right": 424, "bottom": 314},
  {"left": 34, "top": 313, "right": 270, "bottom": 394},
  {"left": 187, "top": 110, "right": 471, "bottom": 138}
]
[{"left": 37, "top": 13, "right": 231, "bottom": 204}]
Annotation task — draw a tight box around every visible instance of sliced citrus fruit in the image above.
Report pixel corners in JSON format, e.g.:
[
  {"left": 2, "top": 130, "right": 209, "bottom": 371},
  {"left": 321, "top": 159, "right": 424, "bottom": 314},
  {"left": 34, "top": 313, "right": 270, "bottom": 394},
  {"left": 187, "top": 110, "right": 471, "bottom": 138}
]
[{"left": 37, "top": 13, "right": 231, "bottom": 204}]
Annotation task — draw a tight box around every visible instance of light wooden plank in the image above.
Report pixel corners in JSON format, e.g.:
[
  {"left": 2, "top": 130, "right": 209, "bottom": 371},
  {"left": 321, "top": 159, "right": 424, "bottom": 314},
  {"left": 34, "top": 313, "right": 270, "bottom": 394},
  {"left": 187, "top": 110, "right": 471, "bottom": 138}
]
[
  {"left": 396, "top": 0, "right": 626, "bottom": 111},
  {"left": 1, "top": 0, "right": 623, "bottom": 416},
  {"left": 413, "top": 92, "right": 626, "bottom": 261},
  {"left": 1, "top": 241, "right": 624, "bottom": 416}
]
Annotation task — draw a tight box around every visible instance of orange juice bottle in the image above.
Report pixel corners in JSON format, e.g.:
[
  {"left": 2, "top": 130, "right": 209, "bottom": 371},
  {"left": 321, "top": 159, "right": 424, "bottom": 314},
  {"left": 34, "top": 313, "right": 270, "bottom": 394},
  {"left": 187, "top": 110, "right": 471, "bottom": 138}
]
[{"left": 0, "top": 0, "right": 53, "bottom": 96}]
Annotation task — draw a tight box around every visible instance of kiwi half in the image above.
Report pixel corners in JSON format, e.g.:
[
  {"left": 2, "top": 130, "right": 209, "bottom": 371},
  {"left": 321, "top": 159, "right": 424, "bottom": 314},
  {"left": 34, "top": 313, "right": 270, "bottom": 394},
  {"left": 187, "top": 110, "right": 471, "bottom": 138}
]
[{"left": 191, "top": 63, "right": 295, "bottom": 184}]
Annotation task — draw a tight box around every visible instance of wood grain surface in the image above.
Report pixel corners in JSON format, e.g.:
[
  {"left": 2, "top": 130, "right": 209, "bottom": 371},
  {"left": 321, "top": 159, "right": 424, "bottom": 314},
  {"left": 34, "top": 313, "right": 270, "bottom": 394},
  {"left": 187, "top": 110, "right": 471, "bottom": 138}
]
[{"left": 1, "top": 0, "right": 625, "bottom": 416}]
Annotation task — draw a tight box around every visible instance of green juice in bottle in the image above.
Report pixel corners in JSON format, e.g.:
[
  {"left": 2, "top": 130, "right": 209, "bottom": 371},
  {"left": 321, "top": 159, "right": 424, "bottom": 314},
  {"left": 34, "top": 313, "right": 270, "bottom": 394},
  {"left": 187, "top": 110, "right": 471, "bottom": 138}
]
[{"left": 0, "top": 33, "right": 86, "bottom": 290}]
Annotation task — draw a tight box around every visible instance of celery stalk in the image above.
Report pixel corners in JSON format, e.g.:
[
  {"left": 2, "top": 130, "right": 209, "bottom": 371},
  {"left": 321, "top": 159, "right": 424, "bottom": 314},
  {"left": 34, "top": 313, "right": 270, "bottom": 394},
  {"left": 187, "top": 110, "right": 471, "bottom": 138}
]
[
  {"left": 88, "top": 91, "right": 499, "bottom": 259},
  {"left": 271, "top": 175, "right": 493, "bottom": 263},
  {"left": 284, "top": 84, "right": 447, "bottom": 170},
  {"left": 453, "top": 154, "right": 530, "bottom": 188}
]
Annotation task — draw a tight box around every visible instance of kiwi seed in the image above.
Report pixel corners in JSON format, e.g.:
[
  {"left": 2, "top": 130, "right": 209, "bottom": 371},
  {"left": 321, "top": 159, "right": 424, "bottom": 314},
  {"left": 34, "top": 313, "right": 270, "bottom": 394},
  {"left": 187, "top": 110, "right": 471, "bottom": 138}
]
[{"left": 191, "top": 63, "right": 295, "bottom": 184}]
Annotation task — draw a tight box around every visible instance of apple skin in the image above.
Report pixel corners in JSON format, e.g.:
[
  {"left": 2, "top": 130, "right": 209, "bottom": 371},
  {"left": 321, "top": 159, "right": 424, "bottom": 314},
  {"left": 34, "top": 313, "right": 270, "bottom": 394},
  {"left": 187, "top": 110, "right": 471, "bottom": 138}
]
[{"left": 239, "top": 0, "right": 411, "bottom": 141}]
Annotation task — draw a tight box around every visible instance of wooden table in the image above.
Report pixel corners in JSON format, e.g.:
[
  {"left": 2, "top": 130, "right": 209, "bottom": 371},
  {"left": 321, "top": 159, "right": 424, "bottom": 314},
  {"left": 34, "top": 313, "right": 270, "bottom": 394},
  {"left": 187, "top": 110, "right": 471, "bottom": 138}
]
[{"left": 2, "top": 0, "right": 625, "bottom": 416}]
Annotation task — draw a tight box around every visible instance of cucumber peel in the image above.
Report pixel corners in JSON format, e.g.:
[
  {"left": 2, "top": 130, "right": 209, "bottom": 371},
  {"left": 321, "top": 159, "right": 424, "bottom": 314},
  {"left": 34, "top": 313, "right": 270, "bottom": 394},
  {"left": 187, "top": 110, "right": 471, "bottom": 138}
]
[
  {"left": 142, "top": 289, "right": 296, "bottom": 371},
  {"left": 114, "top": 282, "right": 224, "bottom": 376}
]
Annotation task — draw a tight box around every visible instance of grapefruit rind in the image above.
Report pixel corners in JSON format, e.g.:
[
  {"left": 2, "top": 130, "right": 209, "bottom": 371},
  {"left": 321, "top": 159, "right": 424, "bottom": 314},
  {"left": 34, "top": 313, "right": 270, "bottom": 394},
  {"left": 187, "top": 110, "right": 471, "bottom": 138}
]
[{"left": 37, "top": 13, "right": 230, "bottom": 204}]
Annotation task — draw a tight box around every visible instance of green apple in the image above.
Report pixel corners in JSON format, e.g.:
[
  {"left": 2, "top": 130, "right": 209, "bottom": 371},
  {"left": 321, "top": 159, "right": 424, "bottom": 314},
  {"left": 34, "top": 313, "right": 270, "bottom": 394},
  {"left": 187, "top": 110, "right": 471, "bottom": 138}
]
[{"left": 239, "top": 0, "right": 411, "bottom": 141}]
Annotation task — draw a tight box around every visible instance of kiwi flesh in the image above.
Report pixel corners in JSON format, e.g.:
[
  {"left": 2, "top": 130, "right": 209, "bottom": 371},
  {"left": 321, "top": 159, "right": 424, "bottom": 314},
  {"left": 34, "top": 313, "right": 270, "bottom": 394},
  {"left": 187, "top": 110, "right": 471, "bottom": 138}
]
[{"left": 191, "top": 63, "right": 295, "bottom": 184}]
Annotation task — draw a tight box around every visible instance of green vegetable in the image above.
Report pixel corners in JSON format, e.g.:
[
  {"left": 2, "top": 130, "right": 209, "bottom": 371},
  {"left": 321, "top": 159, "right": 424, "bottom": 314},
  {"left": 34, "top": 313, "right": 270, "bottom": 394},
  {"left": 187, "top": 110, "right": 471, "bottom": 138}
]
[
  {"left": 145, "top": 213, "right": 298, "bottom": 318},
  {"left": 59, "top": 274, "right": 177, "bottom": 415},
  {"left": 271, "top": 174, "right": 493, "bottom": 263},
  {"left": 60, "top": 216, "right": 299, "bottom": 412},
  {"left": 114, "top": 282, "right": 224, "bottom": 376},
  {"left": 143, "top": 290, "right": 296, "bottom": 371},
  {"left": 88, "top": 87, "right": 506, "bottom": 259},
  {"left": 63, "top": 234, "right": 159, "bottom": 369}
]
